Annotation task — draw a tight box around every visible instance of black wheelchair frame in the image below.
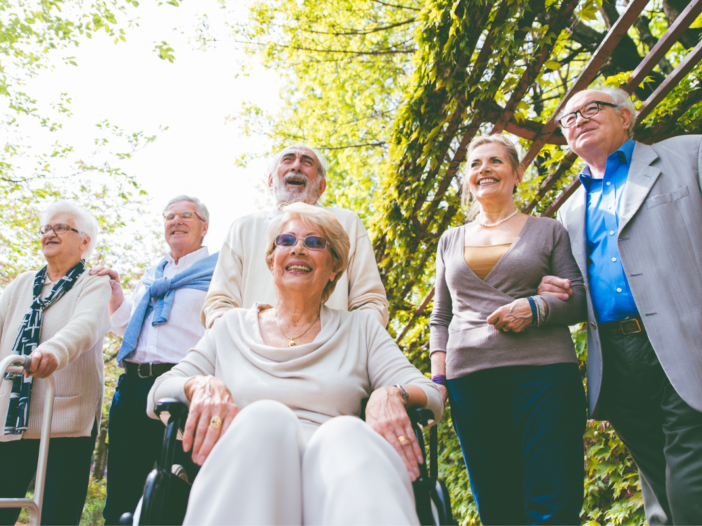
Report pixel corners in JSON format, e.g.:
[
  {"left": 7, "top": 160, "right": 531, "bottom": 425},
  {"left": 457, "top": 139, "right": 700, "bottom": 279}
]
[{"left": 124, "top": 398, "right": 456, "bottom": 526}]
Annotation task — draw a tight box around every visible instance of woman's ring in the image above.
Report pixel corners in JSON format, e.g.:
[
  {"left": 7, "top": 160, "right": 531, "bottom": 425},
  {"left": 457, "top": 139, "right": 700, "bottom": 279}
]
[
  {"left": 397, "top": 435, "right": 410, "bottom": 443},
  {"left": 502, "top": 328, "right": 510, "bottom": 332},
  {"left": 210, "top": 416, "right": 222, "bottom": 429}
]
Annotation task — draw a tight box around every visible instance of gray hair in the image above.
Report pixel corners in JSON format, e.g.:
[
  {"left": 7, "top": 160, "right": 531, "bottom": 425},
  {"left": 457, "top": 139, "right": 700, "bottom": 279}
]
[
  {"left": 559, "top": 87, "right": 638, "bottom": 138},
  {"left": 268, "top": 144, "right": 329, "bottom": 179},
  {"left": 163, "top": 195, "right": 210, "bottom": 223},
  {"left": 265, "top": 202, "right": 350, "bottom": 305},
  {"left": 40, "top": 201, "right": 99, "bottom": 259}
]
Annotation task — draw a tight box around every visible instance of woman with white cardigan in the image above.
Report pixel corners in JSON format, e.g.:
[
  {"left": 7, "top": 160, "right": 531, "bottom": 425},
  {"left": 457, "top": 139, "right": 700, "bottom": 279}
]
[
  {"left": 148, "top": 202, "right": 443, "bottom": 526},
  {"left": 0, "top": 201, "right": 111, "bottom": 526}
]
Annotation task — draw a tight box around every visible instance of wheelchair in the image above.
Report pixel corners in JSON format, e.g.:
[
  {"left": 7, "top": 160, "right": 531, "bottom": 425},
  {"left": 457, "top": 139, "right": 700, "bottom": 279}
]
[{"left": 122, "top": 398, "right": 456, "bottom": 526}]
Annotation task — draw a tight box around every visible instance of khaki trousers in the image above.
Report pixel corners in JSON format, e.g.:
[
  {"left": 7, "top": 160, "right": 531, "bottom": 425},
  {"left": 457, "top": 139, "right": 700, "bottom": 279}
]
[{"left": 183, "top": 400, "right": 420, "bottom": 525}]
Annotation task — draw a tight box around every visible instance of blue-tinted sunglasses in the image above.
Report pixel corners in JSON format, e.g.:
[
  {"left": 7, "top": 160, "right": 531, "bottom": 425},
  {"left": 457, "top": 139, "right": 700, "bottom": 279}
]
[{"left": 274, "top": 233, "right": 330, "bottom": 250}]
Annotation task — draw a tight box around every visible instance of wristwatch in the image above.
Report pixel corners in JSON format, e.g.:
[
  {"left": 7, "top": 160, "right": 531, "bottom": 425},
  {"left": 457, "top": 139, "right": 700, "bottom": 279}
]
[{"left": 394, "top": 384, "right": 409, "bottom": 404}]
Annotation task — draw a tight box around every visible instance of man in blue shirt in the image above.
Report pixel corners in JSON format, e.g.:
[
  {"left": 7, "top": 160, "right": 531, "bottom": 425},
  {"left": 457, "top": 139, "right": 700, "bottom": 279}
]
[{"left": 539, "top": 86, "right": 702, "bottom": 525}]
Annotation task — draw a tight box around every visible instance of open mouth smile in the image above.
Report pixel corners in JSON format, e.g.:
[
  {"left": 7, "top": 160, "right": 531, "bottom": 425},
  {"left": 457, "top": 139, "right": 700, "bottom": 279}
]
[
  {"left": 285, "top": 264, "right": 312, "bottom": 273},
  {"left": 477, "top": 177, "right": 499, "bottom": 186},
  {"left": 284, "top": 174, "right": 308, "bottom": 187}
]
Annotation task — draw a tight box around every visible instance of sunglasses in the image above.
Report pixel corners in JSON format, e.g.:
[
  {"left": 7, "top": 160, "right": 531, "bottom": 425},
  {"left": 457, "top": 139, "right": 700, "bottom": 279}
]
[
  {"left": 163, "top": 211, "right": 205, "bottom": 222},
  {"left": 274, "top": 233, "right": 330, "bottom": 250},
  {"left": 39, "top": 224, "right": 81, "bottom": 236}
]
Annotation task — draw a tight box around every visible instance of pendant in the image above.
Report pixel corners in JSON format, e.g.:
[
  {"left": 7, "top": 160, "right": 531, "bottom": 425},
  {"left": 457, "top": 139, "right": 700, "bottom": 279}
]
[{"left": 288, "top": 340, "right": 296, "bottom": 347}]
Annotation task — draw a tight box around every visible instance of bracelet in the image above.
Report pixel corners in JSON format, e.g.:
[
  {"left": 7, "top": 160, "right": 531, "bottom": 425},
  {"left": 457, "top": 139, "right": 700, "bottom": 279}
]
[
  {"left": 394, "top": 384, "right": 409, "bottom": 403},
  {"left": 527, "top": 296, "right": 538, "bottom": 326},
  {"left": 431, "top": 375, "right": 447, "bottom": 385},
  {"left": 534, "top": 296, "right": 547, "bottom": 326}
]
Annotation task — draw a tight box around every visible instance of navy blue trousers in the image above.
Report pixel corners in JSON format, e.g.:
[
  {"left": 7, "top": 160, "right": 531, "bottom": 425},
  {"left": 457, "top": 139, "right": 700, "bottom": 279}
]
[
  {"left": 0, "top": 423, "right": 97, "bottom": 525},
  {"left": 447, "top": 363, "right": 586, "bottom": 525},
  {"left": 103, "top": 373, "right": 192, "bottom": 525}
]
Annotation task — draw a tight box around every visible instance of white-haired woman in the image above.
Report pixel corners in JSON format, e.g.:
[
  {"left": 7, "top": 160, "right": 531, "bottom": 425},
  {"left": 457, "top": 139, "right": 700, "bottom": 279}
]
[
  {"left": 0, "top": 201, "right": 111, "bottom": 526},
  {"left": 430, "top": 134, "right": 588, "bottom": 525},
  {"left": 148, "top": 202, "right": 443, "bottom": 525}
]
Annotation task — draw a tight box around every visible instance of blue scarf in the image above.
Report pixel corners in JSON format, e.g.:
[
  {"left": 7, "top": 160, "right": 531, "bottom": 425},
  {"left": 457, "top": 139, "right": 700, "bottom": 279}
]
[
  {"left": 5, "top": 261, "right": 86, "bottom": 435},
  {"left": 116, "top": 252, "right": 218, "bottom": 363}
]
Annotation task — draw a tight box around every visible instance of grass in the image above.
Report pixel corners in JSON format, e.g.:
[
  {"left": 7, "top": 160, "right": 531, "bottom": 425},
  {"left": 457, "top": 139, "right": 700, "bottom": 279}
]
[{"left": 15, "top": 478, "right": 106, "bottom": 526}]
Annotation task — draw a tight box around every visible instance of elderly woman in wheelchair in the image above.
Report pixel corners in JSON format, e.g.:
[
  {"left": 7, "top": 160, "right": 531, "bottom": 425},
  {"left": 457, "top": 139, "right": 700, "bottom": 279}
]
[{"left": 146, "top": 203, "right": 444, "bottom": 525}]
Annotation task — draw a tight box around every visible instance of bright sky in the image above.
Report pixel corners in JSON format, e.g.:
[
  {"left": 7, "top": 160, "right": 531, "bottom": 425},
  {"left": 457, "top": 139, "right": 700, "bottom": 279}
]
[{"left": 22, "top": 0, "right": 281, "bottom": 256}]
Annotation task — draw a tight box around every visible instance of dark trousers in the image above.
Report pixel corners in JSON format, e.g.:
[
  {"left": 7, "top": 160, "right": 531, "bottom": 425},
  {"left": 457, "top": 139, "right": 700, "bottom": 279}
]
[
  {"left": 0, "top": 423, "right": 97, "bottom": 526},
  {"left": 103, "top": 373, "right": 192, "bottom": 525},
  {"left": 447, "top": 363, "right": 586, "bottom": 525},
  {"left": 600, "top": 330, "right": 702, "bottom": 525}
]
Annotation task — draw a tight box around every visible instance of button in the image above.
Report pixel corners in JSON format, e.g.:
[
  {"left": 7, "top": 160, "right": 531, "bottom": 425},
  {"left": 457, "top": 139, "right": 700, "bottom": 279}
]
[
  {"left": 617, "top": 288, "right": 622, "bottom": 293},
  {"left": 609, "top": 231, "right": 615, "bottom": 235},
  {"left": 607, "top": 205, "right": 613, "bottom": 209},
  {"left": 590, "top": 322, "right": 597, "bottom": 330},
  {"left": 606, "top": 181, "right": 611, "bottom": 186},
  {"left": 612, "top": 257, "right": 617, "bottom": 262}
]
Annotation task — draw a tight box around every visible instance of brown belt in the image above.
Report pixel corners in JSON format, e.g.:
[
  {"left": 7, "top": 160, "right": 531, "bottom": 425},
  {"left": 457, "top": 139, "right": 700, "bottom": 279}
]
[
  {"left": 124, "top": 362, "right": 175, "bottom": 379},
  {"left": 602, "top": 316, "right": 646, "bottom": 336}
]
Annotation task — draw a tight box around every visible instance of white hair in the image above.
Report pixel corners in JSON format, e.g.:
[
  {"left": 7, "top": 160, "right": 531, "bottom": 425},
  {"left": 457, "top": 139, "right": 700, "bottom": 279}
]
[
  {"left": 40, "top": 201, "right": 99, "bottom": 259},
  {"left": 163, "top": 195, "right": 210, "bottom": 223},
  {"left": 560, "top": 87, "right": 638, "bottom": 138},
  {"left": 268, "top": 144, "right": 329, "bottom": 179}
]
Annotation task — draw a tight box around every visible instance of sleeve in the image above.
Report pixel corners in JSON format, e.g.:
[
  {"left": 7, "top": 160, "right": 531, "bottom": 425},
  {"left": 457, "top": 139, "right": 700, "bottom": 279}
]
[
  {"left": 429, "top": 235, "right": 452, "bottom": 355},
  {"left": 109, "top": 290, "right": 135, "bottom": 337},
  {"left": 37, "top": 275, "right": 111, "bottom": 370},
  {"left": 147, "top": 329, "right": 218, "bottom": 419},
  {"left": 202, "top": 237, "right": 244, "bottom": 329},
  {"left": 346, "top": 220, "right": 389, "bottom": 327},
  {"left": 697, "top": 136, "right": 702, "bottom": 197},
  {"left": 0, "top": 276, "right": 22, "bottom": 344},
  {"left": 365, "top": 315, "right": 443, "bottom": 422},
  {"left": 541, "top": 223, "right": 588, "bottom": 326}
]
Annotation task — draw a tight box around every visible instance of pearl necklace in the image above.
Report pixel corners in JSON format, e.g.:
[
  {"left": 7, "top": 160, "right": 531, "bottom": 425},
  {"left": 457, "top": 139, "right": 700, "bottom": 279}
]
[{"left": 478, "top": 209, "right": 519, "bottom": 228}]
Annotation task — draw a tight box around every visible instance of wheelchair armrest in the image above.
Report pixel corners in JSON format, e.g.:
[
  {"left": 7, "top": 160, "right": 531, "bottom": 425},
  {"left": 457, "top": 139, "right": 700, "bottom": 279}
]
[
  {"left": 407, "top": 407, "right": 435, "bottom": 428},
  {"left": 155, "top": 398, "right": 189, "bottom": 427}
]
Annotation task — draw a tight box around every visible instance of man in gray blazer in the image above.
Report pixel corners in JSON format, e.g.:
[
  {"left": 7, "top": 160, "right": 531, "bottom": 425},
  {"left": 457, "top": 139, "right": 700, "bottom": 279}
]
[{"left": 538, "top": 86, "right": 702, "bottom": 525}]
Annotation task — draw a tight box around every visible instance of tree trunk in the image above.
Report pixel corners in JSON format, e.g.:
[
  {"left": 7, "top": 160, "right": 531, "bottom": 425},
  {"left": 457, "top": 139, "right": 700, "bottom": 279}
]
[{"left": 92, "top": 423, "right": 109, "bottom": 481}]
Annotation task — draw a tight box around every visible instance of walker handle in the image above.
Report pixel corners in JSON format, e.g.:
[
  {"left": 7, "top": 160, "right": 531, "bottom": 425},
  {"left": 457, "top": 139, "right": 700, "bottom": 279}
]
[{"left": 22, "top": 355, "right": 33, "bottom": 373}]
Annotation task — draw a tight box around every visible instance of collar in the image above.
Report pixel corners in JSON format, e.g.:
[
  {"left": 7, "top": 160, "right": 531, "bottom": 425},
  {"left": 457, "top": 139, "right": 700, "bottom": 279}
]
[
  {"left": 579, "top": 138, "right": 635, "bottom": 188},
  {"left": 165, "top": 246, "right": 210, "bottom": 268}
]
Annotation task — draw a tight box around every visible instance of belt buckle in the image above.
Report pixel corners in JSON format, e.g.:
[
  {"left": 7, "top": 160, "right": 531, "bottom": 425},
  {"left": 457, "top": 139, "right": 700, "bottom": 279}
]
[
  {"left": 137, "top": 363, "right": 153, "bottom": 379},
  {"left": 620, "top": 319, "right": 642, "bottom": 335}
]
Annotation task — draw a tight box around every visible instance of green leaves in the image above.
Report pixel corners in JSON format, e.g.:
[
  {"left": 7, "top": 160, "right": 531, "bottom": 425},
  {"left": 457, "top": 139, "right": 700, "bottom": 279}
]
[{"left": 154, "top": 40, "right": 175, "bottom": 62}]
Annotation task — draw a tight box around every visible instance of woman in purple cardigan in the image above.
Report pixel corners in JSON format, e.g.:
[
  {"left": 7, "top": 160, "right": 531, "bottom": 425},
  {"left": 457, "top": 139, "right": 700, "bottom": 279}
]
[{"left": 430, "top": 134, "right": 587, "bottom": 525}]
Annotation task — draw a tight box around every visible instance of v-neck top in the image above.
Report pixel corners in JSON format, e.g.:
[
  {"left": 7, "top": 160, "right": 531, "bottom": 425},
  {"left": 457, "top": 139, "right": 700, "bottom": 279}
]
[
  {"left": 464, "top": 243, "right": 512, "bottom": 279},
  {"left": 430, "top": 216, "right": 587, "bottom": 379}
]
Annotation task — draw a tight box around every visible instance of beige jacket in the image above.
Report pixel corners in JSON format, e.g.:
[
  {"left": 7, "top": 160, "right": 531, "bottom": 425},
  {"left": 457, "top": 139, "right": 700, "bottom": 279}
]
[
  {"left": 0, "top": 271, "right": 111, "bottom": 440},
  {"left": 202, "top": 207, "right": 389, "bottom": 328}
]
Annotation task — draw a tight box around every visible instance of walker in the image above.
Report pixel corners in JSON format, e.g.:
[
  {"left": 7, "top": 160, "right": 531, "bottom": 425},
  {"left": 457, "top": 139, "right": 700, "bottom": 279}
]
[{"left": 0, "top": 355, "right": 55, "bottom": 526}]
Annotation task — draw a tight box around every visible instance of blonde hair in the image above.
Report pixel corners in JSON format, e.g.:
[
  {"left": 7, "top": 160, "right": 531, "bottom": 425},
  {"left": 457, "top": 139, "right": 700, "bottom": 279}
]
[
  {"left": 265, "top": 203, "right": 350, "bottom": 304},
  {"left": 462, "top": 134, "right": 524, "bottom": 221}
]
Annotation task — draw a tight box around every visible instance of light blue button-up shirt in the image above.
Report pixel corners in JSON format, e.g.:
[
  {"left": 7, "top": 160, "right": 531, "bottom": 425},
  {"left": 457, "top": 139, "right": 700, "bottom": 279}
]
[{"left": 578, "top": 138, "right": 639, "bottom": 324}]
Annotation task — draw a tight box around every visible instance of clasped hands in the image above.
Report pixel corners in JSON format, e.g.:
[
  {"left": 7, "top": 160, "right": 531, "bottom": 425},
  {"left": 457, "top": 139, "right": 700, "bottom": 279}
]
[{"left": 183, "top": 378, "right": 424, "bottom": 481}]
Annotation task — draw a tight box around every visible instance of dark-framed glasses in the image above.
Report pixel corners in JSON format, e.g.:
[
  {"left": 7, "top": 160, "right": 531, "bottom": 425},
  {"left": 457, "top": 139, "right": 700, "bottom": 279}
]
[
  {"left": 163, "top": 210, "right": 204, "bottom": 222},
  {"left": 39, "top": 224, "right": 81, "bottom": 236},
  {"left": 558, "top": 100, "right": 618, "bottom": 128},
  {"left": 274, "top": 233, "right": 330, "bottom": 250}
]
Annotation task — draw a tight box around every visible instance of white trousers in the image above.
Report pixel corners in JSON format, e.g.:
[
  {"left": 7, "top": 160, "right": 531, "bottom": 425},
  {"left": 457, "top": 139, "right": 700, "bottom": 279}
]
[{"left": 183, "top": 400, "right": 420, "bottom": 525}]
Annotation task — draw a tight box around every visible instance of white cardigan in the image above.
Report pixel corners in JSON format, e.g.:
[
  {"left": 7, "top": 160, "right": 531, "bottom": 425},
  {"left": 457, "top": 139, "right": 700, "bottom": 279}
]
[
  {"left": 0, "top": 271, "right": 111, "bottom": 441},
  {"left": 149, "top": 304, "right": 443, "bottom": 437}
]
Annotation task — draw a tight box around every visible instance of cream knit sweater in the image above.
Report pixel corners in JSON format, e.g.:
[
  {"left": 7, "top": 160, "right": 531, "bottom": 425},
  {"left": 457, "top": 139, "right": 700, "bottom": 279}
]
[
  {"left": 149, "top": 304, "right": 443, "bottom": 436},
  {"left": 202, "top": 207, "right": 389, "bottom": 329},
  {"left": 0, "top": 271, "right": 111, "bottom": 441}
]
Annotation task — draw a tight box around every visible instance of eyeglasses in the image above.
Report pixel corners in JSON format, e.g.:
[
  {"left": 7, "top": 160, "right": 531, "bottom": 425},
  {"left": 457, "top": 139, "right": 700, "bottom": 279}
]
[
  {"left": 39, "top": 224, "right": 81, "bottom": 236},
  {"left": 274, "top": 233, "right": 330, "bottom": 250},
  {"left": 163, "top": 211, "right": 205, "bottom": 222},
  {"left": 558, "top": 100, "right": 618, "bottom": 128}
]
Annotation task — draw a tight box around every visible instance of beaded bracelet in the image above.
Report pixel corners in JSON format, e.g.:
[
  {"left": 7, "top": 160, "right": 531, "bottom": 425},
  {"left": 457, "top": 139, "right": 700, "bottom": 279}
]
[
  {"left": 527, "top": 296, "right": 538, "bottom": 326},
  {"left": 431, "top": 375, "right": 447, "bottom": 385}
]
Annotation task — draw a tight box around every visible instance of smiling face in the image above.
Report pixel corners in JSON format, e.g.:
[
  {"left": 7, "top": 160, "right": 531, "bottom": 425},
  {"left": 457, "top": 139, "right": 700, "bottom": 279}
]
[
  {"left": 466, "top": 142, "right": 522, "bottom": 206},
  {"left": 164, "top": 200, "right": 208, "bottom": 257},
  {"left": 562, "top": 90, "right": 631, "bottom": 161},
  {"left": 269, "top": 218, "right": 338, "bottom": 303},
  {"left": 268, "top": 147, "right": 327, "bottom": 206},
  {"left": 41, "top": 212, "right": 89, "bottom": 266}
]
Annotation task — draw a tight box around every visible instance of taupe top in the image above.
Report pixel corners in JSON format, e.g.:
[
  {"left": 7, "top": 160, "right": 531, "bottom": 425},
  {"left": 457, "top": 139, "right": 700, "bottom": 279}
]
[{"left": 430, "top": 216, "right": 587, "bottom": 380}]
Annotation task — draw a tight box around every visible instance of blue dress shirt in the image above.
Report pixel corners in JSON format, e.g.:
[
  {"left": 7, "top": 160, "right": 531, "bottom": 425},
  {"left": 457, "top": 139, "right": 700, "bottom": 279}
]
[{"left": 579, "top": 139, "right": 639, "bottom": 324}]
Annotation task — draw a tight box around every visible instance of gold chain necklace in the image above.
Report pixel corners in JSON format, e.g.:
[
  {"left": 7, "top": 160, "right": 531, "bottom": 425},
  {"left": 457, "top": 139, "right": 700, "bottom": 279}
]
[{"left": 274, "top": 312, "right": 320, "bottom": 347}]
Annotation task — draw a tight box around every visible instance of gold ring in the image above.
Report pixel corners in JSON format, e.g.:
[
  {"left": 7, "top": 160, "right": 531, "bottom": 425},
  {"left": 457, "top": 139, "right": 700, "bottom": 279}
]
[
  {"left": 209, "top": 416, "right": 222, "bottom": 429},
  {"left": 397, "top": 435, "right": 410, "bottom": 443}
]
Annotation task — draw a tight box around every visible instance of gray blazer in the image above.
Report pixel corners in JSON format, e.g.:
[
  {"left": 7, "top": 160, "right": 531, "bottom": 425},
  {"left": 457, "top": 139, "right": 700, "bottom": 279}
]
[{"left": 558, "top": 136, "right": 702, "bottom": 419}]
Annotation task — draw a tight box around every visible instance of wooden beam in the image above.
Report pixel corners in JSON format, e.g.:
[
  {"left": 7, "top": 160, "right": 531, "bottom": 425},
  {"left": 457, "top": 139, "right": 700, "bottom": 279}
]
[{"left": 395, "top": 287, "right": 435, "bottom": 345}]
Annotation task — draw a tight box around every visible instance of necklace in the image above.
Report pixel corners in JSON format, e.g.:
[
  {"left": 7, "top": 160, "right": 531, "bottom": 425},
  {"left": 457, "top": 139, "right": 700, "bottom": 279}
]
[
  {"left": 274, "top": 311, "right": 320, "bottom": 347},
  {"left": 478, "top": 209, "right": 519, "bottom": 228}
]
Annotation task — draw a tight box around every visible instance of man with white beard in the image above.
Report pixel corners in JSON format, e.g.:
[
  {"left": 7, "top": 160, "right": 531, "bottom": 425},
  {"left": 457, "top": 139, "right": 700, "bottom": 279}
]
[{"left": 202, "top": 144, "right": 389, "bottom": 328}]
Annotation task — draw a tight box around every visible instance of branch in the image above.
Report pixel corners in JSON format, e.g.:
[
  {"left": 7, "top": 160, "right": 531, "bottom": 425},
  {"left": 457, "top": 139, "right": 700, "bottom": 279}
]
[
  {"left": 319, "top": 142, "right": 386, "bottom": 151},
  {"left": 298, "top": 18, "right": 416, "bottom": 36},
  {"left": 368, "top": 0, "right": 421, "bottom": 11}
]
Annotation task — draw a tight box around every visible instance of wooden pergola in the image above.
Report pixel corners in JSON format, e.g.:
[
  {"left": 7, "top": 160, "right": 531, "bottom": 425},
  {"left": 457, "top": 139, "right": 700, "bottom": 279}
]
[{"left": 394, "top": 0, "right": 702, "bottom": 344}]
